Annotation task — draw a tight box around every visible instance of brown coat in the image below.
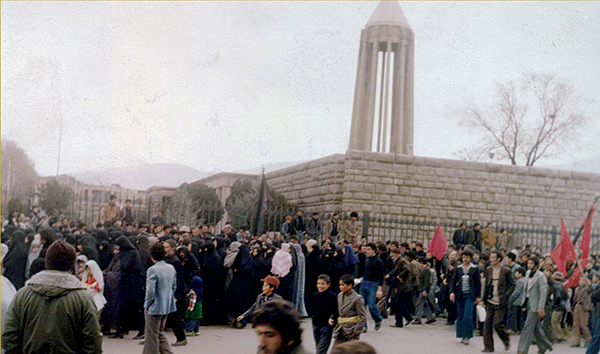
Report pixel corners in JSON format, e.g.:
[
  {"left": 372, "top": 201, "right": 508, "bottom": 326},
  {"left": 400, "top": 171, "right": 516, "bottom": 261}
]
[
  {"left": 101, "top": 204, "right": 120, "bottom": 223},
  {"left": 573, "top": 285, "right": 593, "bottom": 312},
  {"left": 333, "top": 289, "right": 367, "bottom": 338},
  {"left": 482, "top": 229, "right": 496, "bottom": 248},
  {"left": 482, "top": 265, "right": 515, "bottom": 308},
  {"left": 340, "top": 219, "right": 361, "bottom": 243}
]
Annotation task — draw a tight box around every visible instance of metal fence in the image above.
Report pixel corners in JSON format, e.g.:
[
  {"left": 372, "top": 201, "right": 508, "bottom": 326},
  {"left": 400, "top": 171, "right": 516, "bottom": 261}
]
[
  {"left": 22, "top": 193, "right": 600, "bottom": 255},
  {"left": 156, "top": 202, "right": 600, "bottom": 255}
]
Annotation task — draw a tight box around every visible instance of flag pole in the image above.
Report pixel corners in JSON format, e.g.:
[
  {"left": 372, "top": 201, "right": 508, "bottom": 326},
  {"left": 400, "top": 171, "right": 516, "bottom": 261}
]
[{"left": 572, "top": 193, "right": 600, "bottom": 245}]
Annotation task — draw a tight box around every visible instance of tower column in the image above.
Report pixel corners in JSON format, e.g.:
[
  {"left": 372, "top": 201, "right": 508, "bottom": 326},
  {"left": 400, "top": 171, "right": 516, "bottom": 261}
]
[
  {"left": 393, "top": 31, "right": 407, "bottom": 154},
  {"left": 381, "top": 39, "right": 392, "bottom": 152},
  {"left": 403, "top": 30, "right": 414, "bottom": 155},
  {"left": 365, "top": 36, "right": 379, "bottom": 151},
  {"left": 348, "top": 1, "right": 413, "bottom": 155},
  {"left": 350, "top": 30, "right": 367, "bottom": 150}
]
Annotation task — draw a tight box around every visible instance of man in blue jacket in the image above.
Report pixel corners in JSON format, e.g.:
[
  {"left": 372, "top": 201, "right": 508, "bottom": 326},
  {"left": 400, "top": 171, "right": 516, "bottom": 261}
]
[
  {"left": 143, "top": 242, "right": 177, "bottom": 354},
  {"left": 450, "top": 250, "right": 481, "bottom": 345}
]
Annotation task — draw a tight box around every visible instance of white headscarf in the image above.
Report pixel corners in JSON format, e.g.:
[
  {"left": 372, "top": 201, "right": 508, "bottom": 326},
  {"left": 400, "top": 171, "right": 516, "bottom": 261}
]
[
  {"left": 271, "top": 243, "right": 293, "bottom": 278},
  {"left": 82, "top": 260, "right": 104, "bottom": 292},
  {"left": 0, "top": 243, "right": 8, "bottom": 263},
  {"left": 224, "top": 241, "right": 241, "bottom": 268}
]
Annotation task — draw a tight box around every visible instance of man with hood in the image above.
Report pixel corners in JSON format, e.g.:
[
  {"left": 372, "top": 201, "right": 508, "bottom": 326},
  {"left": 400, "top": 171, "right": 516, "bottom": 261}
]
[{"left": 2, "top": 240, "right": 102, "bottom": 353}]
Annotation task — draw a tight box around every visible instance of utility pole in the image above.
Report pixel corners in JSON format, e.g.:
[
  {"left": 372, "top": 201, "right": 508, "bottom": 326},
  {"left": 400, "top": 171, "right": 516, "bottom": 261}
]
[{"left": 56, "top": 112, "right": 63, "bottom": 177}]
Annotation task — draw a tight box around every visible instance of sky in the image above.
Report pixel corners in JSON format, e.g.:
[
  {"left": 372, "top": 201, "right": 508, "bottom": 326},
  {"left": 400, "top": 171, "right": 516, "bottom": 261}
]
[{"left": 2, "top": 1, "right": 600, "bottom": 177}]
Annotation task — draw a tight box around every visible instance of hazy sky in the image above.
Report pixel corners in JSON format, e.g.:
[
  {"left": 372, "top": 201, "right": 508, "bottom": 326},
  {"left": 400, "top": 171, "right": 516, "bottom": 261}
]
[{"left": 2, "top": 1, "right": 600, "bottom": 177}]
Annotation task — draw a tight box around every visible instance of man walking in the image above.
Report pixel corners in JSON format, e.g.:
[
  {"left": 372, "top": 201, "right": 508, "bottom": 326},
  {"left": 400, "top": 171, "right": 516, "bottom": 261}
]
[
  {"left": 450, "top": 250, "right": 481, "bottom": 345},
  {"left": 2, "top": 240, "right": 102, "bottom": 353},
  {"left": 517, "top": 255, "right": 553, "bottom": 354},
  {"left": 143, "top": 242, "right": 177, "bottom": 354},
  {"left": 482, "top": 251, "right": 515, "bottom": 352},
  {"left": 359, "top": 243, "right": 384, "bottom": 331},
  {"left": 163, "top": 239, "right": 187, "bottom": 346}
]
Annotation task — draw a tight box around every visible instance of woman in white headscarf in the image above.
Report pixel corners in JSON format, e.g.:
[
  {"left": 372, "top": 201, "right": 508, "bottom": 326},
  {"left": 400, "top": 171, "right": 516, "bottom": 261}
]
[
  {"left": 81, "top": 260, "right": 107, "bottom": 312},
  {"left": 76, "top": 255, "right": 89, "bottom": 280},
  {"left": 271, "top": 243, "right": 295, "bottom": 301}
]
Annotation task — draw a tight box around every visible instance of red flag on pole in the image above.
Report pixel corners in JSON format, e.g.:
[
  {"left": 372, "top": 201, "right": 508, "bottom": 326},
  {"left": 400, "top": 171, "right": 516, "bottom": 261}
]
[
  {"left": 428, "top": 223, "right": 447, "bottom": 261},
  {"left": 565, "top": 205, "right": 596, "bottom": 288},
  {"left": 550, "top": 218, "right": 576, "bottom": 275}
]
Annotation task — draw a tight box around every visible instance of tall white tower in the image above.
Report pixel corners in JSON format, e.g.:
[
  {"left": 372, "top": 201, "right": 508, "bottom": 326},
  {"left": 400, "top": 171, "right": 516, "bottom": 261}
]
[{"left": 348, "top": 1, "right": 414, "bottom": 155}]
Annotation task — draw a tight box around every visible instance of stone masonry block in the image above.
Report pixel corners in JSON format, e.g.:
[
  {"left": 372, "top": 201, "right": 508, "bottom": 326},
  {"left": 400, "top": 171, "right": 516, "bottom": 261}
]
[
  {"left": 458, "top": 191, "right": 471, "bottom": 200},
  {"left": 448, "top": 211, "right": 461, "bottom": 219},
  {"left": 367, "top": 162, "right": 383, "bottom": 171},
  {"left": 346, "top": 182, "right": 363, "bottom": 192},
  {"left": 393, "top": 165, "right": 408, "bottom": 174},
  {"left": 354, "top": 193, "right": 372, "bottom": 200},
  {"left": 385, "top": 185, "right": 398, "bottom": 194},
  {"left": 380, "top": 194, "right": 391, "bottom": 202},
  {"left": 410, "top": 187, "right": 424, "bottom": 197},
  {"left": 432, "top": 189, "right": 446, "bottom": 199},
  {"left": 406, "top": 196, "right": 420, "bottom": 204}
]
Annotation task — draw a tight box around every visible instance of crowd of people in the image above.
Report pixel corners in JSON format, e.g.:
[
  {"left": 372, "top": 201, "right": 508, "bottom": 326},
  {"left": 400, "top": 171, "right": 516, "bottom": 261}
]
[{"left": 1, "top": 200, "right": 599, "bottom": 354}]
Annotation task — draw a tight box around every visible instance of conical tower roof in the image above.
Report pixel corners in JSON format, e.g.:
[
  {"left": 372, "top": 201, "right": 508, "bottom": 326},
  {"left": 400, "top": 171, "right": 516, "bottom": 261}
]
[{"left": 366, "top": 1, "right": 410, "bottom": 29}]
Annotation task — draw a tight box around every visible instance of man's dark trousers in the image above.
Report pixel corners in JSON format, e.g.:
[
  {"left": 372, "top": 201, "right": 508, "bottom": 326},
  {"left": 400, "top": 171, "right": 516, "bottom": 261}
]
[
  {"left": 166, "top": 299, "right": 187, "bottom": 342},
  {"left": 483, "top": 303, "right": 510, "bottom": 351}
]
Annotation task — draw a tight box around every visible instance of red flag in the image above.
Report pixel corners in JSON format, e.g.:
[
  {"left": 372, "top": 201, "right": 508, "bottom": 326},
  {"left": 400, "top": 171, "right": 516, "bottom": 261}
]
[
  {"left": 550, "top": 219, "right": 576, "bottom": 275},
  {"left": 565, "top": 205, "right": 596, "bottom": 288},
  {"left": 428, "top": 223, "right": 447, "bottom": 261}
]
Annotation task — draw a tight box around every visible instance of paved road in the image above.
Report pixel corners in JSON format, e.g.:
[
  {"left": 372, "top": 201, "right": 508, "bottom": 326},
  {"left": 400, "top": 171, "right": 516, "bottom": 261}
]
[{"left": 102, "top": 317, "right": 584, "bottom": 354}]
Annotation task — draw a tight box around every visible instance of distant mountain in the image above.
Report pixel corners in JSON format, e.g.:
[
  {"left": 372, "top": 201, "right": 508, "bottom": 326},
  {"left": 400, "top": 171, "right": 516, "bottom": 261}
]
[{"left": 73, "top": 163, "right": 211, "bottom": 190}]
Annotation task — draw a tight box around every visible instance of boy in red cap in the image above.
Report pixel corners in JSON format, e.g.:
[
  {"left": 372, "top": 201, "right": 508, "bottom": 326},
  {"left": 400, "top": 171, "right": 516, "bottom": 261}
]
[{"left": 237, "top": 275, "right": 283, "bottom": 327}]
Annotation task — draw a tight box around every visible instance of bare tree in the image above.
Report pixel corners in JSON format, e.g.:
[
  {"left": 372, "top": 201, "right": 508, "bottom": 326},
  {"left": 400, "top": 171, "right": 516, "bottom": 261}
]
[
  {"left": 459, "top": 73, "right": 586, "bottom": 166},
  {"left": 1, "top": 140, "right": 40, "bottom": 214}
]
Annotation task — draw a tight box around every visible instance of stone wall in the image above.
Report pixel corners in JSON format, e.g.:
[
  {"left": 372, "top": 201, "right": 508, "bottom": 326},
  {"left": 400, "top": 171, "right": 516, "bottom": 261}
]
[
  {"left": 267, "top": 150, "right": 600, "bottom": 229},
  {"left": 266, "top": 154, "right": 346, "bottom": 211}
]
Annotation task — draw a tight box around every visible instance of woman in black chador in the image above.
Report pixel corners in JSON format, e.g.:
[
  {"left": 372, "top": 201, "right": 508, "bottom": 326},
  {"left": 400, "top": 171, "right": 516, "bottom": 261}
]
[
  {"left": 110, "top": 236, "right": 144, "bottom": 338},
  {"left": 200, "top": 241, "right": 226, "bottom": 325}
]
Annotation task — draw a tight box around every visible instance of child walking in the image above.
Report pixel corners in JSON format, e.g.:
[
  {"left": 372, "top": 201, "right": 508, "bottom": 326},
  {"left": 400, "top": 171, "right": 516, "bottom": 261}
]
[
  {"left": 237, "top": 275, "right": 282, "bottom": 326},
  {"left": 309, "top": 274, "right": 338, "bottom": 354},
  {"left": 333, "top": 274, "right": 367, "bottom": 347},
  {"left": 185, "top": 276, "right": 203, "bottom": 336}
]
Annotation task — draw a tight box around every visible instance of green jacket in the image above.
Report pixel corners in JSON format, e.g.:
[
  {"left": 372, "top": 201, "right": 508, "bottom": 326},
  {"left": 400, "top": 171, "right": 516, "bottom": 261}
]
[{"left": 1, "top": 270, "right": 102, "bottom": 354}]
